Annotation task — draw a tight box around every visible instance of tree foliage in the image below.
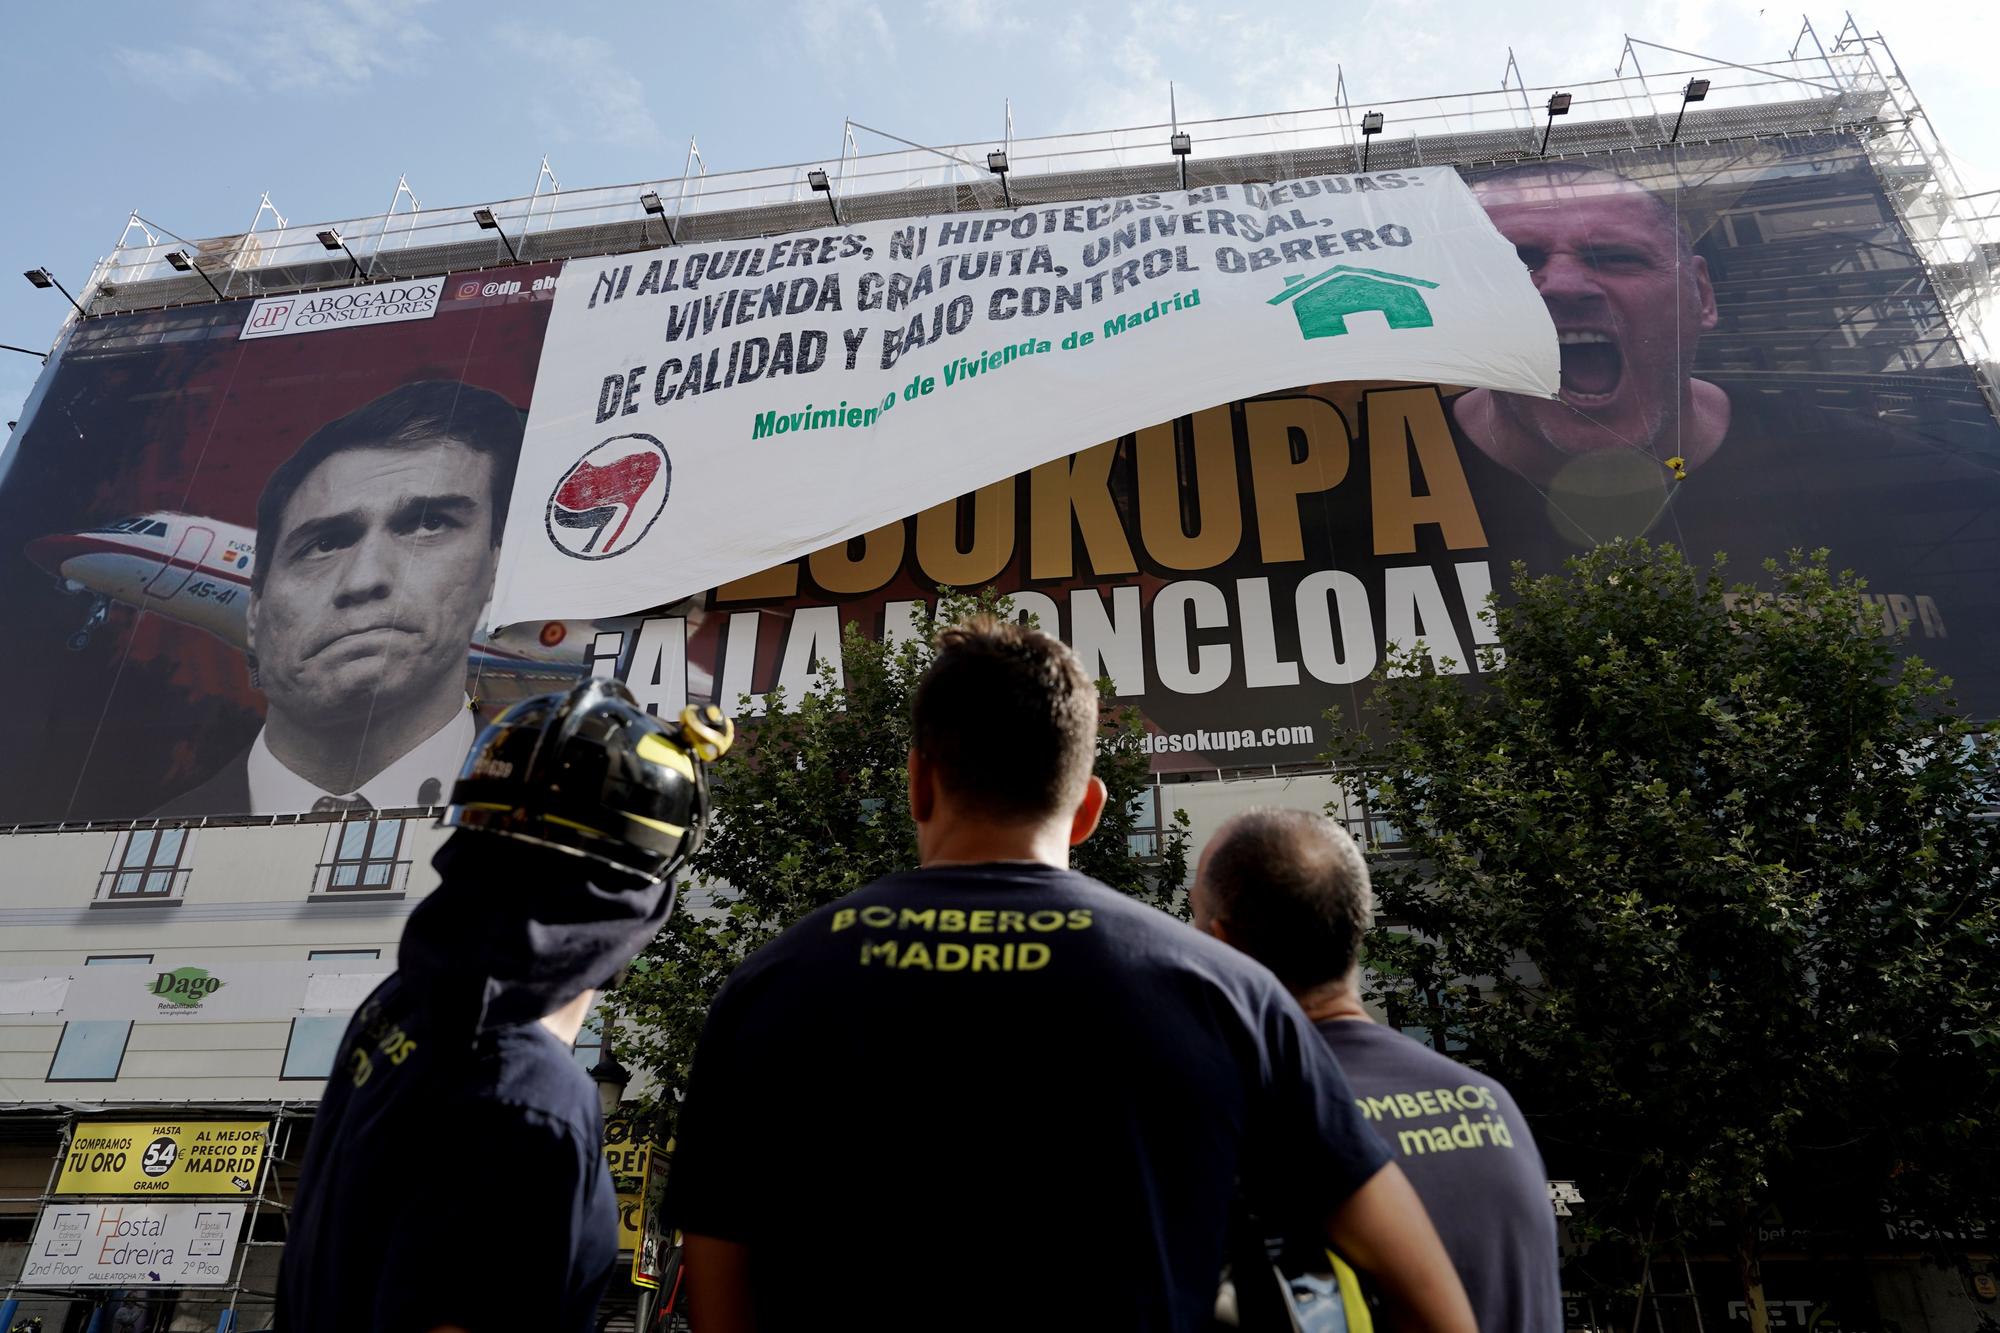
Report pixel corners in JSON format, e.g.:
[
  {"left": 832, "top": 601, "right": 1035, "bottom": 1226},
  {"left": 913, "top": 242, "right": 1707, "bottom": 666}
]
[
  {"left": 1328, "top": 541, "right": 2000, "bottom": 1329},
  {"left": 605, "top": 590, "right": 1190, "bottom": 1140}
]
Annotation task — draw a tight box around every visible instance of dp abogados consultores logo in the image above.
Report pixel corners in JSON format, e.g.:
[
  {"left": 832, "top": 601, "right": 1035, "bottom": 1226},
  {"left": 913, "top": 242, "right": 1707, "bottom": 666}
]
[{"left": 545, "top": 433, "right": 672, "bottom": 560}]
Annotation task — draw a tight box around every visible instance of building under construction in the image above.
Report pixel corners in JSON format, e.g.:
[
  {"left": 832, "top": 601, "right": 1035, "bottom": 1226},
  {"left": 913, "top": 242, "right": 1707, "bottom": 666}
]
[{"left": 1, "top": 16, "right": 1996, "bottom": 1330}]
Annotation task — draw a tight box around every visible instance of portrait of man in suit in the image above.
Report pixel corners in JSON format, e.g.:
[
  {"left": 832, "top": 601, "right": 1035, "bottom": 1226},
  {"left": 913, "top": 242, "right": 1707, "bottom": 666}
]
[{"left": 157, "top": 379, "right": 523, "bottom": 815}]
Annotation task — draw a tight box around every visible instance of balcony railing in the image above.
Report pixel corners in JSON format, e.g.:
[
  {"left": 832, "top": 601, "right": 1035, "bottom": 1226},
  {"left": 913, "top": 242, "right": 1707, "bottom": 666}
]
[
  {"left": 309, "top": 858, "right": 413, "bottom": 898},
  {"left": 93, "top": 865, "right": 191, "bottom": 904}
]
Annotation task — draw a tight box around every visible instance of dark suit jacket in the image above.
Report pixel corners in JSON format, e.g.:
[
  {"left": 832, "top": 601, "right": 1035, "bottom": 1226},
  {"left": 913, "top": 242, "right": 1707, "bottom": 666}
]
[{"left": 151, "top": 748, "right": 253, "bottom": 818}]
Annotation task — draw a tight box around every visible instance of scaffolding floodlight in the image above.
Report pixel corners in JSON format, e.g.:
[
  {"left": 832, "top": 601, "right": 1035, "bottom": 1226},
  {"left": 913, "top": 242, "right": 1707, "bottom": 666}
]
[
  {"left": 1541, "top": 93, "right": 1573, "bottom": 155},
  {"left": 473, "top": 208, "right": 521, "bottom": 263},
  {"left": 164, "top": 251, "right": 225, "bottom": 300},
  {"left": 639, "top": 190, "right": 677, "bottom": 244}
]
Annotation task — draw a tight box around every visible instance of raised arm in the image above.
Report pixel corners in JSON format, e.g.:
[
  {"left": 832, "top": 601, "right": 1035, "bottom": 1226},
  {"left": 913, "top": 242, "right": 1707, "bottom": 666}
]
[{"left": 684, "top": 1232, "right": 757, "bottom": 1333}]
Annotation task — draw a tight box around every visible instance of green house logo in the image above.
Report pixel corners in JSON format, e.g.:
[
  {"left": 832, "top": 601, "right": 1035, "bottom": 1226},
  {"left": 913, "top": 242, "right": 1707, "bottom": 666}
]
[
  {"left": 150, "top": 966, "right": 225, "bottom": 1009},
  {"left": 1268, "top": 265, "right": 1439, "bottom": 339}
]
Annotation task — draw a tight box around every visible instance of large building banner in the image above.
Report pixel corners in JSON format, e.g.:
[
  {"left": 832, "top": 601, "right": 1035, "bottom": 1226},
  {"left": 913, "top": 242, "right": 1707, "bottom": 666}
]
[
  {"left": 2, "top": 130, "right": 1998, "bottom": 819},
  {"left": 487, "top": 166, "right": 1558, "bottom": 622}
]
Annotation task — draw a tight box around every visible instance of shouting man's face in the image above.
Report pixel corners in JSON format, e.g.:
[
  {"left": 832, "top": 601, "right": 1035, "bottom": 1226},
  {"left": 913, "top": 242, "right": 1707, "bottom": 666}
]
[
  {"left": 248, "top": 440, "right": 498, "bottom": 725},
  {"left": 1476, "top": 170, "right": 1718, "bottom": 457}
]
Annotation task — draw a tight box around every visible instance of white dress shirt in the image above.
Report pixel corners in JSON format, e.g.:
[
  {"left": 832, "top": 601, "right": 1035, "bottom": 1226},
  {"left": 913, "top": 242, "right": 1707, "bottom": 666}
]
[{"left": 246, "top": 700, "right": 476, "bottom": 813}]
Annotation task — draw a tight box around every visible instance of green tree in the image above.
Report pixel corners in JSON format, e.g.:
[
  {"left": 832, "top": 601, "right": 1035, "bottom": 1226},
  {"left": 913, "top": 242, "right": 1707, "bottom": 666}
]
[
  {"left": 605, "top": 589, "right": 1190, "bottom": 1142},
  {"left": 1327, "top": 542, "right": 2000, "bottom": 1333}
]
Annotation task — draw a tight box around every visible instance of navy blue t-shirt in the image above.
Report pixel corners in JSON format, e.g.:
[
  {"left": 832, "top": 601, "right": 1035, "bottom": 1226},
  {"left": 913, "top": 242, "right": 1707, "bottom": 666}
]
[
  {"left": 667, "top": 863, "right": 1392, "bottom": 1332},
  {"left": 1316, "top": 1021, "right": 1561, "bottom": 1333},
  {"left": 277, "top": 975, "right": 620, "bottom": 1333}
]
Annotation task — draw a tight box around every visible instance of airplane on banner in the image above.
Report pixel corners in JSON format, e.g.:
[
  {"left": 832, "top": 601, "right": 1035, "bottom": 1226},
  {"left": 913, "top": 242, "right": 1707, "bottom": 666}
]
[{"left": 22, "top": 511, "right": 593, "bottom": 680}]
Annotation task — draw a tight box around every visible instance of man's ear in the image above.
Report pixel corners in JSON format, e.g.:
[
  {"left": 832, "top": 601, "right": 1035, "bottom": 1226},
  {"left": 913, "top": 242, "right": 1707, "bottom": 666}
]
[
  {"left": 907, "top": 748, "right": 935, "bottom": 824},
  {"left": 1066, "top": 774, "right": 1109, "bottom": 847},
  {"left": 1692, "top": 254, "right": 1719, "bottom": 332}
]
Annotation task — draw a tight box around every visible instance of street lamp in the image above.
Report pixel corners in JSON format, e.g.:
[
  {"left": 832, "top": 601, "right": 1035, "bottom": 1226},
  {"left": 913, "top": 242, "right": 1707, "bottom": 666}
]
[
  {"left": 23, "top": 268, "right": 86, "bottom": 316},
  {"left": 473, "top": 207, "right": 520, "bottom": 263},
  {"left": 1540, "top": 92, "right": 1572, "bottom": 157},
  {"left": 165, "top": 250, "right": 226, "bottom": 301},
  {"left": 1360, "top": 111, "right": 1385, "bottom": 172},
  {"left": 589, "top": 1052, "right": 632, "bottom": 1119}
]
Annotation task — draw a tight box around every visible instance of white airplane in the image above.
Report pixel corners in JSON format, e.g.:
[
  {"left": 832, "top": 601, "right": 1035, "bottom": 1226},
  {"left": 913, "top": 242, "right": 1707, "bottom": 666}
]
[{"left": 24, "top": 510, "right": 595, "bottom": 679}]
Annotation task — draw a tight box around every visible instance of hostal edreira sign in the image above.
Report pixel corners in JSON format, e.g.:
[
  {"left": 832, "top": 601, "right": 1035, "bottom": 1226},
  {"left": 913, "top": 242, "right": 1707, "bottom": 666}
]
[{"left": 2, "top": 131, "right": 1997, "bottom": 821}]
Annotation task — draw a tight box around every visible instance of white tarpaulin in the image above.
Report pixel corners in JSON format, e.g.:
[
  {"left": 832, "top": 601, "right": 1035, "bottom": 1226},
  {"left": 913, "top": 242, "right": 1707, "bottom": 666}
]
[
  {"left": 301, "top": 970, "right": 388, "bottom": 1012},
  {"left": 487, "top": 169, "right": 1558, "bottom": 626},
  {"left": 5, "top": 962, "right": 391, "bottom": 1023},
  {"left": 20, "top": 1201, "right": 245, "bottom": 1287},
  {"left": 0, "top": 975, "right": 68, "bottom": 1014}
]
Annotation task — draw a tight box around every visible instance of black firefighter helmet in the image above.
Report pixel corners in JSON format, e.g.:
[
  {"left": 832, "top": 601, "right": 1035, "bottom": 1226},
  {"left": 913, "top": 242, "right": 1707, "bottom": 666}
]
[{"left": 443, "top": 680, "right": 733, "bottom": 883}]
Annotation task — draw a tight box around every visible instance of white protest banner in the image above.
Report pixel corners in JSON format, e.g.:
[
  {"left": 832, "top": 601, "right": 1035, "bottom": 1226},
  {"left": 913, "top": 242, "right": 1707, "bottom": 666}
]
[
  {"left": 20, "top": 1201, "right": 245, "bottom": 1287},
  {"left": 487, "top": 169, "right": 1558, "bottom": 626}
]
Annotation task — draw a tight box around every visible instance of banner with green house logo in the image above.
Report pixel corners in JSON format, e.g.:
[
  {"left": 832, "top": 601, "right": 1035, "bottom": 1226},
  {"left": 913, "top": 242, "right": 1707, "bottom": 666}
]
[{"left": 488, "top": 167, "right": 1559, "bottom": 624}]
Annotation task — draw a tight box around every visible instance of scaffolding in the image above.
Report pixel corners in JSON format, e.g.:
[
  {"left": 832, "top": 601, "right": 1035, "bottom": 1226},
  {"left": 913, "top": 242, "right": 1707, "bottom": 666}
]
[
  {"left": 45, "top": 19, "right": 2000, "bottom": 415},
  {"left": 1, "top": 1104, "right": 308, "bottom": 1332}
]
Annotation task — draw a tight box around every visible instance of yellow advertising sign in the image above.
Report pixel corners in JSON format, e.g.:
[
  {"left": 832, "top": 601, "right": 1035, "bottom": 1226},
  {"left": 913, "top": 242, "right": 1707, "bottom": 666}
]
[
  {"left": 604, "top": 1116, "right": 653, "bottom": 1252},
  {"left": 631, "top": 1146, "right": 661, "bottom": 1290},
  {"left": 616, "top": 1190, "right": 642, "bottom": 1250},
  {"left": 56, "top": 1120, "right": 269, "bottom": 1196}
]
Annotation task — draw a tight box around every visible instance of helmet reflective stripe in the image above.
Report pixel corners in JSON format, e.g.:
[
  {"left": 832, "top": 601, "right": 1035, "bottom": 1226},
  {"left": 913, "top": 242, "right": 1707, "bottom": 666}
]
[{"left": 635, "top": 732, "right": 696, "bottom": 779}]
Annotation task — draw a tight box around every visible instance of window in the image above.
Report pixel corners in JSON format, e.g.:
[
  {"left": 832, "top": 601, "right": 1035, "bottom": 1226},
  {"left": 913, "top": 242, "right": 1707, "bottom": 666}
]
[
  {"left": 1336, "top": 783, "right": 1405, "bottom": 853},
  {"left": 313, "top": 819, "right": 410, "bottom": 894},
  {"left": 571, "top": 1008, "right": 605, "bottom": 1075},
  {"left": 281, "top": 1016, "right": 350, "bottom": 1080},
  {"left": 49, "top": 1021, "right": 131, "bottom": 1081},
  {"left": 48, "top": 954, "right": 150, "bottom": 1081},
  {"left": 307, "top": 949, "right": 381, "bottom": 961},
  {"left": 98, "top": 828, "right": 192, "bottom": 901},
  {"left": 1126, "top": 786, "right": 1163, "bottom": 860}
]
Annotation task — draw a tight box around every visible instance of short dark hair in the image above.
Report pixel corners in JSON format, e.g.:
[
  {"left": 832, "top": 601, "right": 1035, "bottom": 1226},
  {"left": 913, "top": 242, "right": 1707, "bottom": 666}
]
[
  {"left": 1201, "top": 808, "right": 1372, "bottom": 991},
  {"left": 253, "top": 379, "right": 524, "bottom": 593},
  {"left": 1468, "top": 159, "right": 1693, "bottom": 261},
  {"left": 912, "top": 617, "right": 1098, "bottom": 821}
]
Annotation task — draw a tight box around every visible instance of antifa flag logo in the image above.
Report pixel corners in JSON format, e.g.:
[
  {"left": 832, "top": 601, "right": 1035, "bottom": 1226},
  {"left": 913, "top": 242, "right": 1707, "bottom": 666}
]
[{"left": 545, "top": 433, "right": 672, "bottom": 561}]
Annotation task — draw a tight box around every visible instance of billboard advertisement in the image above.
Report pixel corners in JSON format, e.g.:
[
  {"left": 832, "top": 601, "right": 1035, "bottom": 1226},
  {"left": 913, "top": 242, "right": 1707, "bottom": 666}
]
[
  {"left": 54, "top": 1120, "right": 269, "bottom": 1196},
  {"left": 2, "top": 129, "right": 1997, "bottom": 820},
  {"left": 19, "top": 1200, "right": 245, "bottom": 1287}
]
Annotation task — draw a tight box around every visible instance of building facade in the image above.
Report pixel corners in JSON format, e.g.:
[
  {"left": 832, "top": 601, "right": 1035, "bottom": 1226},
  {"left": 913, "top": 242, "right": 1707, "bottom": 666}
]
[{"left": 3, "top": 20, "right": 1997, "bottom": 1332}]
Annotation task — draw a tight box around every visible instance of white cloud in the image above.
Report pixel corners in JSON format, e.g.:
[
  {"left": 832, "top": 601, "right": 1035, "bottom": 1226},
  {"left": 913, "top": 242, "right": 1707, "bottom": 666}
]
[
  {"left": 799, "top": 0, "right": 897, "bottom": 59},
  {"left": 114, "top": 45, "right": 249, "bottom": 96},
  {"left": 495, "top": 25, "right": 664, "bottom": 149},
  {"left": 924, "top": 0, "right": 1026, "bottom": 35},
  {"left": 111, "top": 0, "right": 435, "bottom": 97}
]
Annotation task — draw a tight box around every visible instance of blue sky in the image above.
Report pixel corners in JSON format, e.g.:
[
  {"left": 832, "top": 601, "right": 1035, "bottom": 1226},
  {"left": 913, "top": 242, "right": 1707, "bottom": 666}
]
[{"left": 3, "top": 1, "right": 1994, "bottom": 429}]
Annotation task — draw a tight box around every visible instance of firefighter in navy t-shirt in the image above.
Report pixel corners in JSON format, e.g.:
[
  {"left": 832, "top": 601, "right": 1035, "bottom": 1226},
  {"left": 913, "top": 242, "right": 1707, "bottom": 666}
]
[
  {"left": 277, "top": 681, "right": 733, "bottom": 1333},
  {"left": 1193, "top": 808, "right": 1563, "bottom": 1333},
  {"left": 668, "top": 618, "right": 1474, "bottom": 1333}
]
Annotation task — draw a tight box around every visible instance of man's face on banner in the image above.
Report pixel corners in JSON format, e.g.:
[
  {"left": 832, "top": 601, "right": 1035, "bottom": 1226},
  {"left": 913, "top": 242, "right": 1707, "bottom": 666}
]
[
  {"left": 247, "top": 440, "right": 498, "bottom": 723},
  {"left": 1475, "top": 169, "right": 1717, "bottom": 456}
]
